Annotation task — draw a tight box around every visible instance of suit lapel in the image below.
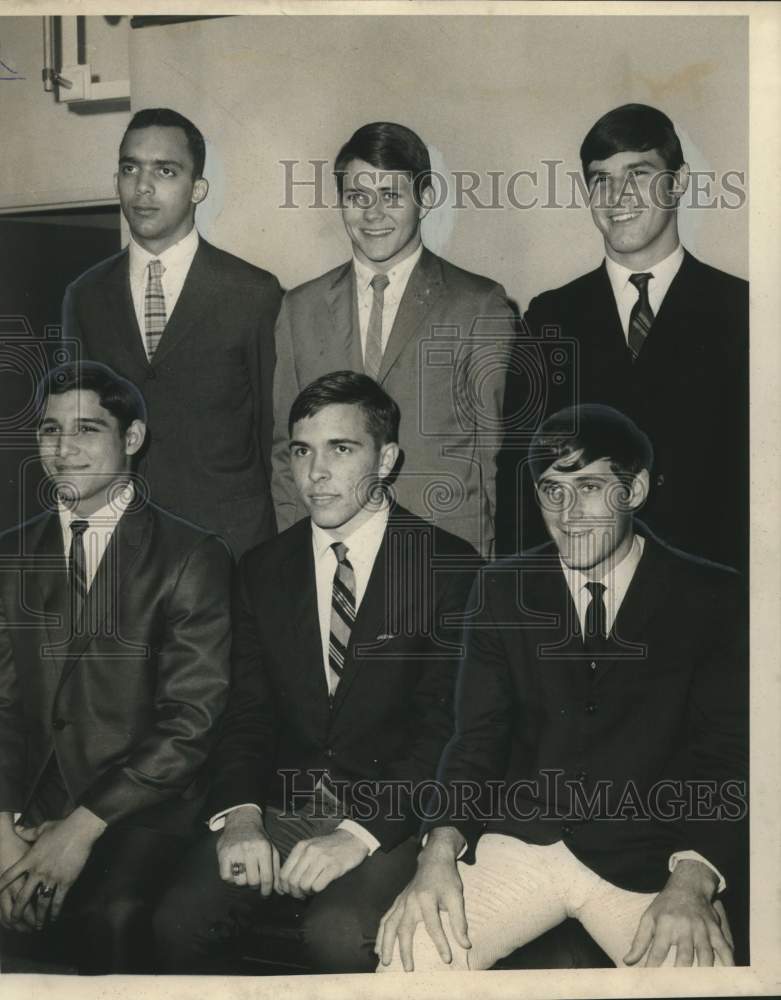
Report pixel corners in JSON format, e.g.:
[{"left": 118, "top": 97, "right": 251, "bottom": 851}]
[
  {"left": 593, "top": 262, "right": 632, "bottom": 361},
  {"left": 378, "top": 248, "right": 444, "bottom": 383},
  {"left": 25, "top": 512, "right": 71, "bottom": 675},
  {"left": 100, "top": 252, "right": 150, "bottom": 374},
  {"left": 325, "top": 262, "right": 364, "bottom": 373}
]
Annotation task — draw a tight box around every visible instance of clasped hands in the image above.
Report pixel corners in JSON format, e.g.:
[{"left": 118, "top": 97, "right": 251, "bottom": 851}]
[{"left": 217, "top": 805, "right": 368, "bottom": 899}]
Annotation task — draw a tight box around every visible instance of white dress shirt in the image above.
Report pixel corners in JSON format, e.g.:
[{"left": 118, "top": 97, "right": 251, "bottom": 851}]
[
  {"left": 560, "top": 531, "right": 725, "bottom": 892},
  {"left": 128, "top": 226, "right": 200, "bottom": 357},
  {"left": 605, "top": 243, "right": 685, "bottom": 343},
  {"left": 353, "top": 243, "right": 423, "bottom": 363},
  {"left": 210, "top": 504, "right": 391, "bottom": 856},
  {"left": 57, "top": 484, "right": 134, "bottom": 589}
]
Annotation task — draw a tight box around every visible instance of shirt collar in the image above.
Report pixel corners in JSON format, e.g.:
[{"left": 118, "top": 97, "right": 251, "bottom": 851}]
[
  {"left": 57, "top": 482, "right": 135, "bottom": 535},
  {"left": 353, "top": 242, "right": 423, "bottom": 295},
  {"left": 605, "top": 242, "right": 684, "bottom": 298},
  {"left": 311, "top": 501, "right": 390, "bottom": 563},
  {"left": 559, "top": 532, "right": 645, "bottom": 599},
  {"left": 128, "top": 226, "right": 199, "bottom": 276}
]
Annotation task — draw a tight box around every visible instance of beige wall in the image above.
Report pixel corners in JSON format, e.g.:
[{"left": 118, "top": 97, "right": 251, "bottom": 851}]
[
  {"left": 0, "top": 15, "right": 130, "bottom": 211},
  {"left": 128, "top": 14, "right": 748, "bottom": 310}
]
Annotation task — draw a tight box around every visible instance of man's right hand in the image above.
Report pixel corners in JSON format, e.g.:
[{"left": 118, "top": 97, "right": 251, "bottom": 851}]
[
  {"left": 216, "top": 806, "right": 280, "bottom": 897},
  {"left": 375, "top": 826, "right": 471, "bottom": 972},
  {"left": 0, "top": 814, "right": 34, "bottom": 932}
]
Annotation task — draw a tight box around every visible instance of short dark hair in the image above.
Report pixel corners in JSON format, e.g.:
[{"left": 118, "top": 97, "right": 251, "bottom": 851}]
[
  {"left": 121, "top": 107, "right": 206, "bottom": 178},
  {"left": 334, "top": 121, "right": 432, "bottom": 201},
  {"left": 529, "top": 404, "right": 653, "bottom": 484},
  {"left": 580, "top": 104, "right": 684, "bottom": 181},
  {"left": 288, "top": 371, "right": 400, "bottom": 447},
  {"left": 38, "top": 361, "right": 147, "bottom": 435}
]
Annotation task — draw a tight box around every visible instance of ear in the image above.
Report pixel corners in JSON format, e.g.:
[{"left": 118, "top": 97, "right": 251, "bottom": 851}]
[
  {"left": 669, "top": 162, "right": 690, "bottom": 202},
  {"left": 377, "top": 441, "right": 400, "bottom": 480},
  {"left": 124, "top": 419, "right": 147, "bottom": 458},
  {"left": 191, "top": 177, "right": 209, "bottom": 205},
  {"left": 417, "top": 183, "right": 436, "bottom": 222},
  {"left": 627, "top": 469, "right": 650, "bottom": 510}
]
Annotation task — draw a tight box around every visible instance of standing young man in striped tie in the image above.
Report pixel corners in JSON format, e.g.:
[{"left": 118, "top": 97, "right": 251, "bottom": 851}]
[
  {"left": 498, "top": 104, "right": 748, "bottom": 569},
  {"left": 155, "top": 371, "right": 478, "bottom": 974}
]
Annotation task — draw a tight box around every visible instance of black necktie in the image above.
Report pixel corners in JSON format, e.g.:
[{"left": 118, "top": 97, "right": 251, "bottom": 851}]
[
  {"left": 69, "top": 519, "right": 89, "bottom": 624},
  {"left": 628, "top": 272, "right": 654, "bottom": 361},
  {"left": 584, "top": 581, "right": 607, "bottom": 643}
]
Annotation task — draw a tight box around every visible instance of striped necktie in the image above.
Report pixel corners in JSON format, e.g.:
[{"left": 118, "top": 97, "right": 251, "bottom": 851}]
[
  {"left": 364, "top": 273, "right": 390, "bottom": 381},
  {"left": 144, "top": 259, "right": 167, "bottom": 359},
  {"left": 328, "top": 541, "right": 356, "bottom": 698},
  {"left": 69, "top": 518, "right": 89, "bottom": 625},
  {"left": 627, "top": 272, "right": 654, "bottom": 361}
]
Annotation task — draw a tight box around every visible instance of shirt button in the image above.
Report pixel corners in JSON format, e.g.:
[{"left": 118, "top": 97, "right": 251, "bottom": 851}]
[{"left": 585, "top": 702, "right": 597, "bottom": 714}]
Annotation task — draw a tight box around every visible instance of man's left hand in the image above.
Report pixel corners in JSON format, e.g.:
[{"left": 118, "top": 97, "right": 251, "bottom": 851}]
[
  {"left": 0, "top": 807, "right": 107, "bottom": 929},
  {"left": 279, "top": 829, "right": 369, "bottom": 899},
  {"left": 624, "top": 859, "right": 735, "bottom": 967}
]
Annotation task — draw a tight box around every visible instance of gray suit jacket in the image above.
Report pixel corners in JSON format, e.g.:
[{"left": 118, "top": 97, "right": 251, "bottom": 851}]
[{"left": 271, "top": 248, "right": 515, "bottom": 554}]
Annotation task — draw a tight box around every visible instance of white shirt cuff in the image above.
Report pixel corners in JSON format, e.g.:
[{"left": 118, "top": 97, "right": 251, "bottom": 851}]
[
  {"left": 208, "top": 802, "right": 263, "bottom": 832},
  {"left": 336, "top": 819, "right": 380, "bottom": 855},
  {"left": 669, "top": 850, "right": 726, "bottom": 893}
]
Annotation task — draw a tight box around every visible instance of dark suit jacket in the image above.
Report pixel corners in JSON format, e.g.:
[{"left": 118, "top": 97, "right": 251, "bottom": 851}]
[
  {"left": 0, "top": 502, "right": 232, "bottom": 836},
  {"left": 62, "top": 238, "right": 283, "bottom": 559},
  {"left": 432, "top": 531, "right": 748, "bottom": 893},
  {"left": 207, "top": 505, "right": 478, "bottom": 851},
  {"left": 498, "top": 252, "right": 749, "bottom": 568},
  {"left": 272, "top": 248, "right": 516, "bottom": 555}
]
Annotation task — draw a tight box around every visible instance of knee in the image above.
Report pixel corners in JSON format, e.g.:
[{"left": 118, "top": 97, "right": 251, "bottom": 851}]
[{"left": 302, "top": 897, "right": 378, "bottom": 974}]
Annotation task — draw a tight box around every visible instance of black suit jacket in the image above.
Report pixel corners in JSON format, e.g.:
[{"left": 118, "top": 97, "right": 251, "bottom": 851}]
[
  {"left": 0, "top": 502, "right": 232, "bottom": 836},
  {"left": 432, "top": 531, "right": 748, "bottom": 893},
  {"left": 207, "top": 506, "right": 478, "bottom": 851},
  {"left": 498, "top": 252, "right": 749, "bottom": 568},
  {"left": 62, "top": 239, "right": 283, "bottom": 559}
]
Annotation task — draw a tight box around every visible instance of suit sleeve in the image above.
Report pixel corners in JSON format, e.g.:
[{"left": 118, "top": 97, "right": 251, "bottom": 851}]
[
  {"left": 270, "top": 296, "right": 301, "bottom": 532},
  {"left": 245, "top": 274, "right": 283, "bottom": 489},
  {"left": 463, "top": 284, "right": 516, "bottom": 556},
  {"left": 61, "top": 281, "right": 89, "bottom": 366},
  {"left": 79, "top": 536, "right": 232, "bottom": 825},
  {"left": 0, "top": 591, "right": 27, "bottom": 814}
]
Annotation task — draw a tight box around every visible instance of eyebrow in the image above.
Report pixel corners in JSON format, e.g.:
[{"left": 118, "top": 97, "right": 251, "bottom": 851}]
[
  {"left": 40, "top": 416, "right": 111, "bottom": 428},
  {"left": 118, "top": 156, "right": 185, "bottom": 169},
  {"left": 591, "top": 159, "right": 659, "bottom": 176},
  {"left": 288, "top": 437, "right": 364, "bottom": 448}
]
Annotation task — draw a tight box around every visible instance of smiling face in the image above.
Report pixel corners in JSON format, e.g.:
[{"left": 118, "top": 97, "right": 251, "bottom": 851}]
[
  {"left": 536, "top": 456, "right": 649, "bottom": 578},
  {"left": 289, "top": 402, "right": 399, "bottom": 539},
  {"left": 586, "top": 148, "right": 689, "bottom": 270},
  {"left": 38, "top": 389, "right": 145, "bottom": 516},
  {"left": 339, "top": 158, "right": 433, "bottom": 273},
  {"left": 117, "top": 125, "right": 208, "bottom": 255}
]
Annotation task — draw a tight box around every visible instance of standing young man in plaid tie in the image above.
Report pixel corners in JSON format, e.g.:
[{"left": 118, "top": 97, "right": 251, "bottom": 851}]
[
  {"left": 155, "top": 371, "right": 478, "bottom": 974},
  {"left": 498, "top": 104, "right": 748, "bottom": 570}
]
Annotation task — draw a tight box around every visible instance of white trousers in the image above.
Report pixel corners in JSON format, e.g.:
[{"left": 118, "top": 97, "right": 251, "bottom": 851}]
[{"left": 377, "top": 834, "right": 714, "bottom": 971}]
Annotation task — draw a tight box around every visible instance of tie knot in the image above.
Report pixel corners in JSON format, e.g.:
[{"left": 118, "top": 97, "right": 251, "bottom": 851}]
[
  {"left": 370, "top": 273, "right": 390, "bottom": 294},
  {"left": 70, "top": 519, "right": 89, "bottom": 538},
  {"left": 332, "top": 541, "right": 350, "bottom": 565},
  {"left": 585, "top": 581, "right": 606, "bottom": 600},
  {"left": 148, "top": 259, "right": 165, "bottom": 279},
  {"left": 628, "top": 272, "right": 652, "bottom": 294}
]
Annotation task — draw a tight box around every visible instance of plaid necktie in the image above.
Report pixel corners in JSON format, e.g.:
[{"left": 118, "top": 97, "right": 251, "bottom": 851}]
[
  {"left": 364, "top": 273, "right": 390, "bottom": 380},
  {"left": 69, "top": 518, "right": 89, "bottom": 624},
  {"left": 627, "top": 272, "right": 654, "bottom": 361},
  {"left": 144, "top": 259, "right": 167, "bottom": 359},
  {"left": 584, "top": 581, "right": 607, "bottom": 642},
  {"left": 328, "top": 542, "right": 356, "bottom": 697}
]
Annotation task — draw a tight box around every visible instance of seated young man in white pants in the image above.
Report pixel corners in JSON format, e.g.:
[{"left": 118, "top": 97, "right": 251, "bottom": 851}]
[{"left": 375, "top": 404, "right": 747, "bottom": 971}]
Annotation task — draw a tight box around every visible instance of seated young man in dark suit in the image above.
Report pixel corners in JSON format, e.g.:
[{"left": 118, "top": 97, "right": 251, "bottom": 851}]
[
  {"left": 498, "top": 104, "right": 748, "bottom": 569},
  {"left": 0, "top": 362, "right": 232, "bottom": 973},
  {"left": 63, "top": 108, "right": 282, "bottom": 559},
  {"left": 154, "top": 371, "right": 478, "bottom": 973},
  {"left": 377, "top": 404, "right": 747, "bottom": 972},
  {"left": 272, "top": 121, "right": 515, "bottom": 556}
]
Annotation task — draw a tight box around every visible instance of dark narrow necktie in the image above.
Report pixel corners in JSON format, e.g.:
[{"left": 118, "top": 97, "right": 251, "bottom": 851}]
[
  {"left": 69, "top": 519, "right": 89, "bottom": 624},
  {"left": 328, "top": 542, "right": 356, "bottom": 697},
  {"left": 364, "top": 273, "right": 390, "bottom": 381},
  {"left": 144, "top": 259, "right": 166, "bottom": 359},
  {"left": 584, "top": 581, "right": 608, "bottom": 643},
  {"left": 627, "top": 272, "right": 654, "bottom": 361}
]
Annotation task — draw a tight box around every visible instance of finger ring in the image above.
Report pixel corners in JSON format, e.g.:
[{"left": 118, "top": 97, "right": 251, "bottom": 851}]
[
  {"left": 37, "top": 883, "right": 56, "bottom": 898},
  {"left": 231, "top": 862, "right": 246, "bottom": 876}
]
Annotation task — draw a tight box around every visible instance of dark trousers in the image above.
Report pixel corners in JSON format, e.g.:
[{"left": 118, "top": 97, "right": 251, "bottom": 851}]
[{"left": 153, "top": 806, "right": 418, "bottom": 974}]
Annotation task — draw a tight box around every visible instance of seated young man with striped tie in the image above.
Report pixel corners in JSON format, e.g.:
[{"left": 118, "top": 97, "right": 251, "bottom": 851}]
[
  {"left": 377, "top": 403, "right": 748, "bottom": 971},
  {"left": 154, "top": 371, "right": 478, "bottom": 974},
  {"left": 0, "top": 361, "right": 232, "bottom": 973}
]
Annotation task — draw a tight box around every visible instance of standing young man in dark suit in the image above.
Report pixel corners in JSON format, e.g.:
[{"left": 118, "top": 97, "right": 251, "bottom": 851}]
[
  {"left": 0, "top": 362, "right": 231, "bottom": 973},
  {"left": 499, "top": 104, "right": 748, "bottom": 568},
  {"left": 272, "top": 122, "right": 515, "bottom": 557},
  {"left": 155, "top": 372, "right": 477, "bottom": 973},
  {"left": 63, "top": 108, "right": 282, "bottom": 559},
  {"left": 377, "top": 405, "right": 747, "bottom": 971}
]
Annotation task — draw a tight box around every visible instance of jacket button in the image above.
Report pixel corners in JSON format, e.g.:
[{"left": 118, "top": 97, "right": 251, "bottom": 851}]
[
  {"left": 589, "top": 661, "right": 597, "bottom": 671},
  {"left": 585, "top": 702, "right": 597, "bottom": 714},
  {"left": 52, "top": 718, "right": 67, "bottom": 730},
  {"left": 575, "top": 771, "right": 588, "bottom": 783},
  {"left": 656, "top": 473, "right": 665, "bottom": 486},
  {"left": 561, "top": 823, "right": 573, "bottom": 837},
  {"left": 324, "top": 748, "right": 335, "bottom": 759},
  {"left": 146, "top": 369, "right": 157, "bottom": 380}
]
